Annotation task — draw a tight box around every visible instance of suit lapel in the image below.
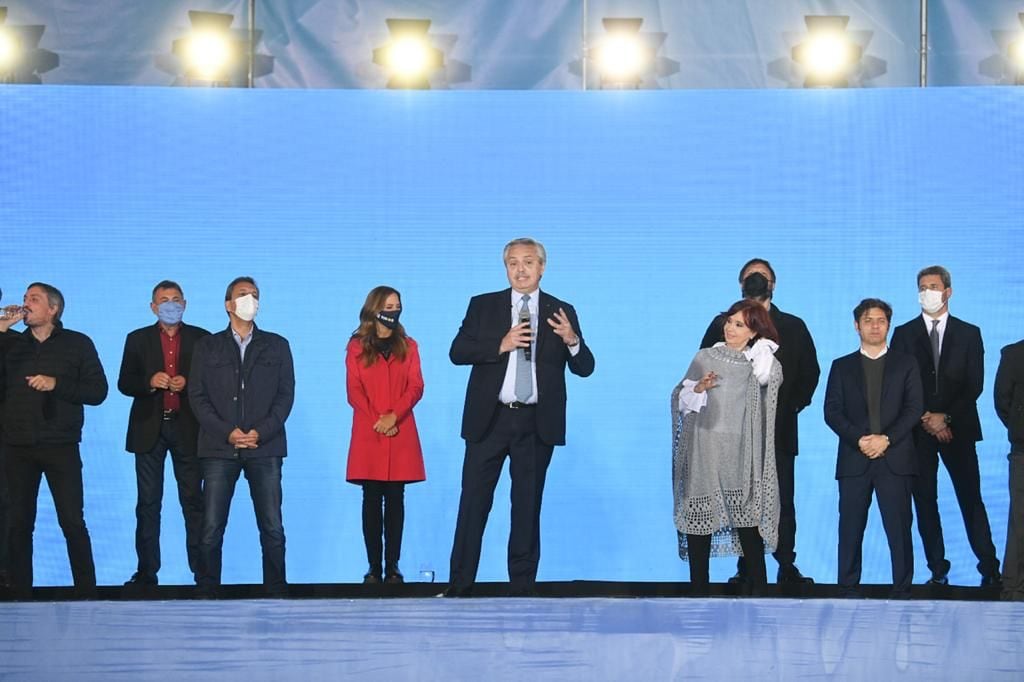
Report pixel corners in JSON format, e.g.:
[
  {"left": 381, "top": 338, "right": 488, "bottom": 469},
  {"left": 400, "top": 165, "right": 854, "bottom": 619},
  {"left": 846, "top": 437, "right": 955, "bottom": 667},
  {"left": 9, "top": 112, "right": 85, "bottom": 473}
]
[
  {"left": 849, "top": 352, "right": 867, "bottom": 405},
  {"left": 537, "top": 292, "right": 558, "bottom": 358}
]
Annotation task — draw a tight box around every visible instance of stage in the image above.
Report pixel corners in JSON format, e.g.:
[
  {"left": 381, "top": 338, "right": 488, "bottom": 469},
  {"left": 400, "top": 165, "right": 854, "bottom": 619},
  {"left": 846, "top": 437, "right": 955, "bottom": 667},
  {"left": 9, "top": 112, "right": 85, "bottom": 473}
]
[{"left": 2, "top": 583, "right": 1021, "bottom": 680}]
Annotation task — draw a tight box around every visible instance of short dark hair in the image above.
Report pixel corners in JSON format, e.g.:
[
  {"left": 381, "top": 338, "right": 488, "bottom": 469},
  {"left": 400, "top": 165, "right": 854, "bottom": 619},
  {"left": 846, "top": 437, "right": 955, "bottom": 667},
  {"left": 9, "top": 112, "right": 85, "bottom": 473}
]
[
  {"left": 27, "top": 282, "right": 65, "bottom": 322},
  {"left": 853, "top": 298, "right": 892, "bottom": 323},
  {"left": 917, "top": 265, "right": 951, "bottom": 289},
  {"left": 722, "top": 299, "right": 780, "bottom": 345},
  {"left": 738, "top": 258, "right": 776, "bottom": 284},
  {"left": 152, "top": 280, "right": 183, "bottom": 301},
  {"left": 225, "top": 276, "right": 258, "bottom": 301}
]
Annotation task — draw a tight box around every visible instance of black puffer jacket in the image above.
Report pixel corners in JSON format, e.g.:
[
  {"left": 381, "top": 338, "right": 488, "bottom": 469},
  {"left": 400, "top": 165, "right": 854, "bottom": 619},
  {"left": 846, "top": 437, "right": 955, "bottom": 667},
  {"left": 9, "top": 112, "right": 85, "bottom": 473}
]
[{"left": 0, "top": 323, "right": 108, "bottom": 446}]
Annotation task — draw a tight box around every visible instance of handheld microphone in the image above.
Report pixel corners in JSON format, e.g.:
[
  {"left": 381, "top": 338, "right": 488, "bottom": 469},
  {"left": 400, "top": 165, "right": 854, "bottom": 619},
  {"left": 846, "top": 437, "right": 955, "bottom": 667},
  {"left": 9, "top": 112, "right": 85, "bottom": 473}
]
[{"left": 518, "top": 304, "right": 532, "bottom": 361}]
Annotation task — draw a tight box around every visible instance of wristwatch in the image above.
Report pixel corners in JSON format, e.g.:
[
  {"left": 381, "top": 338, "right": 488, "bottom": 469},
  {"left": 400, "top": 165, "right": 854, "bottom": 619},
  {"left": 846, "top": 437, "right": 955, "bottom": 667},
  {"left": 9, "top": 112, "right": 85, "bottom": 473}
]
[{"left": 943, "top": 414, "right": 952, "bottom": 425}]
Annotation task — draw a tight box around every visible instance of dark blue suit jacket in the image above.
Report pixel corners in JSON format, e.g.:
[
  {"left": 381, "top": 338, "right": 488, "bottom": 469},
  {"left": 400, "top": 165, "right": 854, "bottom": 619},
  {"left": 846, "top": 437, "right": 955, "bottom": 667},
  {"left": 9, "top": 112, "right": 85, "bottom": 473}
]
[
  {"left": 890, "top": 314, "right": 984, "bottom": 442},
  {"left": 188, "top": 324, "right": 295, "bottom": 459},
  {"left": 824, "top": 348, "right": 924, "bottom": 478},
  {"left": 450, "top": 288, "right": 594, "bottom": 446}
]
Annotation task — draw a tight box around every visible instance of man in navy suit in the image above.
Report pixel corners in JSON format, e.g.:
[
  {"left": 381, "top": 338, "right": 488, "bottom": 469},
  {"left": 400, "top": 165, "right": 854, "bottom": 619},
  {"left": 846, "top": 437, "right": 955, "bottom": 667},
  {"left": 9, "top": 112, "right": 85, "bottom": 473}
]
[
  {"left": 825, "top": 299, "right": 923, "bottom": 598},
  {"left": 445, "top": 238, "right": 595, "bottom": 596},
  {"left": 890, "top": 265, "right": 1000, "bottom": 586},
  {"left": 118, "top": 280, "right": 209, "bottom": 591}
]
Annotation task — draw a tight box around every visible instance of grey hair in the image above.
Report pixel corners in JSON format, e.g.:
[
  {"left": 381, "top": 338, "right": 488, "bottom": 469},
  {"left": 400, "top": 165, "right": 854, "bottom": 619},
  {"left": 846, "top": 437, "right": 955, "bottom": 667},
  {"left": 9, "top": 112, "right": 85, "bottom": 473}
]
[
  {"left": 503, "top": 237, "right": 546, "bottom": 264},
  {"left": 27, "top": 282, "right": 65, "bottom": 322},
  {"left": 917, "top": 265, "right": 951, "bottom": 289}
]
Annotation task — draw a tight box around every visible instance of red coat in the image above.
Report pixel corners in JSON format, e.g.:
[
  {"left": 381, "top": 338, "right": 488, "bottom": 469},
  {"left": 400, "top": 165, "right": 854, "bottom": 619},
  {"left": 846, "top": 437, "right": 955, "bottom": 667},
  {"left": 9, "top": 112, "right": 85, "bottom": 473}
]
[{"left": 345, "top": 337, "right": 426, "bottom": 483}]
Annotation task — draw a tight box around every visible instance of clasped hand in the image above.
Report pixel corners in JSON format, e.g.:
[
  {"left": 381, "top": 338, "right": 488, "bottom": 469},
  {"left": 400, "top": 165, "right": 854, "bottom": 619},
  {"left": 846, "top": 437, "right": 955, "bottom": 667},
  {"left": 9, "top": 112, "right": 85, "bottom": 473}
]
[
  {"left": 920, "top": 411, "right": 953, "bottom": 443},
  {"left": 229, "top": 427, "right": 260, "bottom": 449},
  {"left": 858, "top": 434, "right": 888, "bottom": 459},
  {"left": 151, "top": 372, "right": 186, "bottom": 392},
  {"left": 374, "top": 412, "right": 398, "bottom": 437}
]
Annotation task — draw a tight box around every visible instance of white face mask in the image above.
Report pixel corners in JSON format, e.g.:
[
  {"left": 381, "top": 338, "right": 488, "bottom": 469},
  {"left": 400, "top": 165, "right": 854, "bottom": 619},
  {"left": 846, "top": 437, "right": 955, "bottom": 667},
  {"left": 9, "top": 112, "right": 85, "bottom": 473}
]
[
  {"left": 233, "top": 293, "right": 259, "bottom": 322},
  {"left": 918, "top": 289, "right": 945, "bottom": 315}
]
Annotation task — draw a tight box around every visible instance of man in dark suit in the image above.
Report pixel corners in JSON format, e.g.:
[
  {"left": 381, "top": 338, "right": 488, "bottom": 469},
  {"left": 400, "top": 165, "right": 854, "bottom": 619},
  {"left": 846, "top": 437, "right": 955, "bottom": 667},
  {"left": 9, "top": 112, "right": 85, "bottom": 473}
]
[
  {"left": 890, "top": 265, "right": 1000, "bottom": 586},
  {"left": 824, "top": 298, "right": 923, "bottom": 598},
  {"left": 189, "top": 276, "right": 294, "bottom": 598},
  {"left": 994, "top": 337, "right": 1024, "bottom": 600},
  {"left": 118, "top": 280, "right": 209, "bottom": 591},
  {"left": 445, "top": 238, "right": 595, "bottom": 596},
  {"left": 700, "top": 258, "right": 820, "bottom": 584}
]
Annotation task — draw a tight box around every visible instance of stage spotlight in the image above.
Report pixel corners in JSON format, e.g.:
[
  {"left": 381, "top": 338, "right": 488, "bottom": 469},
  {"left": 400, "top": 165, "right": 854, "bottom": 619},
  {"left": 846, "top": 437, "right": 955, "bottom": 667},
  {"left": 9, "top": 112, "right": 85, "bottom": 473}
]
[
  {"left": 592, "top": 18, "right": 652, "bottom": 89},
  {"left": 172, "top": 11, "right": 239, "bottom": 86},
  {"left": 0, "top": 7, "right": 58, "bottom": 84},
  {"left": 0, "top": 26, "right": 18, "bottom": 74},
  {"left": 0, "top": 8, "right": 19, "bottom": 80},
  {"left": 372, "top": 19, "right": 444, "bottom": 89},
  {"left": 793, "top": 16, "right": 863, "bottom": 88},
  {"left": 1011, "top": 13, "right": 1024, "bottom": 85}
]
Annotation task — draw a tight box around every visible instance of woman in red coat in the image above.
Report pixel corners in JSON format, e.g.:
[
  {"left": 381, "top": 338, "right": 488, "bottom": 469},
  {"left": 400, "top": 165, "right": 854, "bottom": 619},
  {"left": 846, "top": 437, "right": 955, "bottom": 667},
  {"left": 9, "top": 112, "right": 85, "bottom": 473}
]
[{"left": 346, "top": 286, "right": 425, "bottom": 584}]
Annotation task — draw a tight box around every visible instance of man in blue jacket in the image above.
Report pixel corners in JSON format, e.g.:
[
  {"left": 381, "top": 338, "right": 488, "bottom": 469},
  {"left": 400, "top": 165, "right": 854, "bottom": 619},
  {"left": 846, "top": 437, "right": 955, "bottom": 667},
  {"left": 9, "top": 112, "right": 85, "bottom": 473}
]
[
  {"left": 824, "top": 298, "right": 923, "bottom": 598},
  {"left": 189, "top": 276, "right": 294, "bottom": 597}
]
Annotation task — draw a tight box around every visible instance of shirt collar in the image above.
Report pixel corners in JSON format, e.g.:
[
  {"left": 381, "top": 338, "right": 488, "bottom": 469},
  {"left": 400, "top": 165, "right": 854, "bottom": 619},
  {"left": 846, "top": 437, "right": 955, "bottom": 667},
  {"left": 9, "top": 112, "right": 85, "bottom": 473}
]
[
  {"left": 511, "top": 288, "right": 540, "bottom": 308},
  {"left": 860, "top": 345, "right": 888, "bottom": 360},
  {"left": 921, "top": 311, "right": 949, "bottom": 328}
]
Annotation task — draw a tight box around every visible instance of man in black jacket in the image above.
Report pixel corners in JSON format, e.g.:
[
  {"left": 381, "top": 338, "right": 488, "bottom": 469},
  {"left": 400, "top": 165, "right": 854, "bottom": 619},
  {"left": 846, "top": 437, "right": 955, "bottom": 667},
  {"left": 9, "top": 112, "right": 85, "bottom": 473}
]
[
  {"left": 188, "top": 276, "right": 294, "bottom": 597},
  {"left": 994, "top": 338, "right": 1024, "bottom": 600},
  {"left": 118, "top": 280, "right": 209, "bottom": 591},
  {"left": 445, "top": 238, "right": 594, "bottom": 597},
  {"left": 0, "top": 283, "right": 108, "bottom": 599},
  {"left": 891, "top": 265, "right": 1000, "bottom": 586},
  {"left": 700, "top": 258, "right": 820, "bottom": 584}
]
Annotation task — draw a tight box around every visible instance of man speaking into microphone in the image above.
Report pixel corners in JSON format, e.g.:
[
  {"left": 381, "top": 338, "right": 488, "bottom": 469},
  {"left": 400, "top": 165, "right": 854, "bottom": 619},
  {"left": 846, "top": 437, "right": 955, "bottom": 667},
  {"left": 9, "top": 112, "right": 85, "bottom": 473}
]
[{"left": 445, "top": 238, "right": 595, "bottom": 597}]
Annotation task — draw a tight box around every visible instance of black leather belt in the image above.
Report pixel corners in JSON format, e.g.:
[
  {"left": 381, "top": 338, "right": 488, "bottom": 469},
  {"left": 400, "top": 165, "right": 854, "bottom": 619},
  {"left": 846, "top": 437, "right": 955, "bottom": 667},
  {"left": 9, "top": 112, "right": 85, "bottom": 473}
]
[
  {"left": 162, "top": 410, "right": 179, "bottom": 420},
  {"left": 502, "top": 401, "right": 535, "bottom": 409}
]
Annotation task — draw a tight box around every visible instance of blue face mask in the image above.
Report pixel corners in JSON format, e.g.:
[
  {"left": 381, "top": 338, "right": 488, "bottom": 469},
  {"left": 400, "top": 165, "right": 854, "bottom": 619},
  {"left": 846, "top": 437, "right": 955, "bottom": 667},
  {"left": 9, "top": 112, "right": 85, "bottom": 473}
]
[{"left": 156, "top": 300, "right": 185, "bottom": 326}]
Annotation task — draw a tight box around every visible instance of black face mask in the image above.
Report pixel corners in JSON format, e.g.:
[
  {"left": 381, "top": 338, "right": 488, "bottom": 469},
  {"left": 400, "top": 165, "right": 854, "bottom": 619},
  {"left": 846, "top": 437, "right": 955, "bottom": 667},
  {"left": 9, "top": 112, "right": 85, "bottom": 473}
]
[{"left": 376, "top": 309, "right": 401, "bottom": 330}]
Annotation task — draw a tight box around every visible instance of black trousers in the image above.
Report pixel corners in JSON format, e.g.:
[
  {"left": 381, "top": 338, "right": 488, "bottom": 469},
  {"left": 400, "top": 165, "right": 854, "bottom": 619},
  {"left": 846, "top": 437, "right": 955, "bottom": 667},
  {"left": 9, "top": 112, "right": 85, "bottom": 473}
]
[
  {"left": 736, "top": 450, "right": 799, "bottom": 577},
  {"left": 5, "top": 443, "right": 96, "bottom": 590},
  {"left": 1001, "top": 449, "right": 1024, "bottom": 599},
  {"left": 0, "top": 441, "right": 9, "bottom": 580},
  {"left": 361, "top": 481, "right": 405, "bottom": 572},
  {"left": 912, "top": 431, "right": 999, "bottom": 578},
  {"left": 449, "top": 405, "right": 554, "bottom": 590},
  {"left": 688, "top": 527, "right": 767, "bottom": 590},
  {"left": 838, "top": 461, "right": 914, "bottom": 596},
  {"left": 133, "top": 419, "right": 203, "bottom": 582}
]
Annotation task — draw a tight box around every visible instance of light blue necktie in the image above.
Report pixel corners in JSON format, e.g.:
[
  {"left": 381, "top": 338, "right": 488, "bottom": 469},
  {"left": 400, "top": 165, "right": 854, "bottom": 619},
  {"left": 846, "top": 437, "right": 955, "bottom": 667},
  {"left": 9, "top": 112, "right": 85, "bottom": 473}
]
[{"left": 515, "top": 294, "right": 533, "bottom": 402}]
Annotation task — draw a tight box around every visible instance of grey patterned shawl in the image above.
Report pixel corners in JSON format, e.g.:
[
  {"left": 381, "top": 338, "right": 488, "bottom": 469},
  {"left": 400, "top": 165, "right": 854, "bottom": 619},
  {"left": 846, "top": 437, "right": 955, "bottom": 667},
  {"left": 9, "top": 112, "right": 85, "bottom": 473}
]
[{"left": 671, "top": 345, "right": 782, "bottom": 559}]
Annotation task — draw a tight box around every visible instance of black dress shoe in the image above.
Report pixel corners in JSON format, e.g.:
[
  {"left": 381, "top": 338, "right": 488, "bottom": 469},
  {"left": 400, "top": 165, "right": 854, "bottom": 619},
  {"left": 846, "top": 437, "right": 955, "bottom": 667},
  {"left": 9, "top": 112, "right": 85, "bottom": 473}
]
[
  {"left": 122, "top": 573, "right": 158, "bottom": 595},
  {"left": 981, "top": 574, "right": 1003, "bottom": 587},
  {"left": 124, "top": 572, "right": 159, "bottom": 587},
  {"left": 363, "top": 564, "right": 383, "bottom": 584},
  {"left": 727, "top": 571, "right": 747, "bottom": 585},
  {"left": 384, "top": 563, "right": 404, "bottom": 584},
  {"left": 777, "top": 565, "right": 814, "bottom": 585},
  {"left": 437, "top": 585, "right": 472, "bottom": 598},
  {"left": 925, "top": 574, "right": 949, "bottom": 586},
  {"left": 194, "top": 583, "right": 220, "bottom": 599}
]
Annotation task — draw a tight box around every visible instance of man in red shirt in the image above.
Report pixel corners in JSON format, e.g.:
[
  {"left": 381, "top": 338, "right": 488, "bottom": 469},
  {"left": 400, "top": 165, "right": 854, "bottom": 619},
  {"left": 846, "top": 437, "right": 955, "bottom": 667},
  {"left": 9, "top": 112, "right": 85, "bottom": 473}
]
[{"left": 117, "top": 280, "right": 209, "bottom": 592}]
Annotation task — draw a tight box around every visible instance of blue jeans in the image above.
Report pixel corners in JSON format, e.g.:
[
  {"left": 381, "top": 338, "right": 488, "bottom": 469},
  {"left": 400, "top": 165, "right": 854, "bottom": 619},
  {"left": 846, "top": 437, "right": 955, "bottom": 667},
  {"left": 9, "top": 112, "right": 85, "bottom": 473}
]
[
  {"left": 198, "top": 456, "right": 286, "bottom": 587},
  {"left": 133, "top": 419, "right": 203, "bottom": 582}
]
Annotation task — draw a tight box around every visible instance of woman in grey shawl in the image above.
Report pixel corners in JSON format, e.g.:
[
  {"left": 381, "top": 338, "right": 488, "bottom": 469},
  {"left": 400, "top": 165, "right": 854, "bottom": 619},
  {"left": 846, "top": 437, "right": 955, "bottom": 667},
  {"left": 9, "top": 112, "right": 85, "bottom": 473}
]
[{"left": 672, "top": 299, "right": 783, "bottom": 595}]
